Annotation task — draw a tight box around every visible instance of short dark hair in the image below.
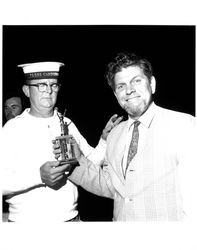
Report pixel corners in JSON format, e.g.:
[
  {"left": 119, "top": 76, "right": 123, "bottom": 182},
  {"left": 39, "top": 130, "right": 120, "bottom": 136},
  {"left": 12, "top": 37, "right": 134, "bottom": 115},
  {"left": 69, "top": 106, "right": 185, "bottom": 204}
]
[
  {"left": 105, "top": 52, "right": 153, "bottom": 91},
  {"left": 3, "top": 89, "right": 25, "bottom": 109}
]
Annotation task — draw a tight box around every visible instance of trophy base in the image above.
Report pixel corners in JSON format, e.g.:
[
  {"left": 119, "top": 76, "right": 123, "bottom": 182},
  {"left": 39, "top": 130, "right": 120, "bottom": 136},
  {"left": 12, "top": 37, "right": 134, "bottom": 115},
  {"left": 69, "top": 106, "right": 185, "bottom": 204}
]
[{"left": 58, "top": 158, "right": 78, "bottom": 165}]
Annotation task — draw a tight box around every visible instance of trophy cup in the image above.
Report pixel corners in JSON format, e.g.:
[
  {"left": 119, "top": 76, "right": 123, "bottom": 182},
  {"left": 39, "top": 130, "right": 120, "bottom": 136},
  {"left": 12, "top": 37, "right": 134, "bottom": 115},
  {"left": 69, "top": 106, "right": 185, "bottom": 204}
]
[{"left": 55, "top": 108, "right": 77, "bottom": 165}]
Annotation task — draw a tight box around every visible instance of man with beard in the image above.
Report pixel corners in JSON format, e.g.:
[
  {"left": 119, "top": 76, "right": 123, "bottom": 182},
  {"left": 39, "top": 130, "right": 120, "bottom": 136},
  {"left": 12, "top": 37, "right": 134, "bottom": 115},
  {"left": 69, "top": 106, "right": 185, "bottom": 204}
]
[{"left": 54, "top": 52, "right": 197, "bottom": 221}]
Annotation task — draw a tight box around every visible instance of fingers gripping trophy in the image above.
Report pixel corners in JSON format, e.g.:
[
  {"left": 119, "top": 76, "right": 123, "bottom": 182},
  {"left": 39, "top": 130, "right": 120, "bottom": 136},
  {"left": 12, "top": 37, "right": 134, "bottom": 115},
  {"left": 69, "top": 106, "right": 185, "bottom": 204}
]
[{"left": 55, "top": 108, "right": 77, "bottom": 165}]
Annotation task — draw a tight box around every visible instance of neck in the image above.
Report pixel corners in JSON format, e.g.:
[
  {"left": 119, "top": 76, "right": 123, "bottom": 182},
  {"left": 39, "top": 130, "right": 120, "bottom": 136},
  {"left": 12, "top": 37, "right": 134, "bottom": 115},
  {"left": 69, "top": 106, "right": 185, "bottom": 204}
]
[{"left": 29, "top": 107, "right": 54, "bottom": 118}]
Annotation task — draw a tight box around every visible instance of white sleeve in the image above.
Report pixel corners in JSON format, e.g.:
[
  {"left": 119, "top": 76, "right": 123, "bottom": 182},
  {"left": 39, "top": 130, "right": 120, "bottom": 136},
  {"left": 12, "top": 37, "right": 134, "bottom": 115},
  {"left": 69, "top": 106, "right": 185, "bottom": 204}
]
[
  {"left": 68, "top": 121, "right": 106, "bottom": 165},
  {"left": 1, "top": 123, "right": 43, "bottom": 195},
  {"left": 87, "top": 138, "right": 106, "bottom": 166}
]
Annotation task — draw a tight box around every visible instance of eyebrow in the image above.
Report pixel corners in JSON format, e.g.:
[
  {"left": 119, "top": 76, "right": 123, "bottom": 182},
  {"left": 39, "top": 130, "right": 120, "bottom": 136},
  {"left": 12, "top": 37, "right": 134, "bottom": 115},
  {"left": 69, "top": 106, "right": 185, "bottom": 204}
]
[
  {"left": 11, "top": 104, "right": 20, "bottom": 107},
  {"left": 115, "top": 75, "right": 142, "bottom": 85},
  {"left": 130, "top": 75, "right": 142, "bottom": 81}
]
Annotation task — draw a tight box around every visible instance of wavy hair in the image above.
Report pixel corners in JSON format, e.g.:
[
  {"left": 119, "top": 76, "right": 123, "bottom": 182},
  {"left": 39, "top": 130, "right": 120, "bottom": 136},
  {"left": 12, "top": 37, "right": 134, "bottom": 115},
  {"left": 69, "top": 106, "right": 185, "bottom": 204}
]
[{"left": 105, "top": 52, "right": 153, "bottom": 91}]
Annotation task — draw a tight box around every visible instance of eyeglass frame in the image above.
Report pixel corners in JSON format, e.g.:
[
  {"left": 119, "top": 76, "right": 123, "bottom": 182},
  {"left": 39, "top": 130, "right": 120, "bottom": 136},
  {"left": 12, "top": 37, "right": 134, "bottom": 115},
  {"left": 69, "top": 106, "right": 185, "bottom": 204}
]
[{"left": 25, "top": 82, "right": 61, "bottom": 92}]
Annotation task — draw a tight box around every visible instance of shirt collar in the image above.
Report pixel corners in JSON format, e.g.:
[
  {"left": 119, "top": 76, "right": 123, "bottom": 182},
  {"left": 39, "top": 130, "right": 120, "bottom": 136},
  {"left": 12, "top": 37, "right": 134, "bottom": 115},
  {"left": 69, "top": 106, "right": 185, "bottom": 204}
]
[
  {"left": 127, "top": 102, "right": 157, "bottom": 130},
  {"left": 22, "top": 108, "right": 58, "bottom": 120}
]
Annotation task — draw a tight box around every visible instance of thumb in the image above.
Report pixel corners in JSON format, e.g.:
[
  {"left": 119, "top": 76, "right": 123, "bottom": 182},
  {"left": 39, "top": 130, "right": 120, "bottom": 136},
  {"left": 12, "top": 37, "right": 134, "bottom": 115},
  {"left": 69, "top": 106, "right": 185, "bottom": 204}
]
[
  {"left": 53, "top": 161, "right": 61, "bottom": 167},
  {"left": 48, "top": 161, "right": 60, "bottom": 168},
  {"left": 56, "top": 164, "right": 71, "bottom": 172}
]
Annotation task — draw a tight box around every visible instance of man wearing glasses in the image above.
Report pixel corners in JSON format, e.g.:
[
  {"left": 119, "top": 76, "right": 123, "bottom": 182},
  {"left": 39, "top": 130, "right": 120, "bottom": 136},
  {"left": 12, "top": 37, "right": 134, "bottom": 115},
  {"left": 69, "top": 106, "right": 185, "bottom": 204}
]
[{"left": 2, "top": 61, "right": 122, "bottom": 222}]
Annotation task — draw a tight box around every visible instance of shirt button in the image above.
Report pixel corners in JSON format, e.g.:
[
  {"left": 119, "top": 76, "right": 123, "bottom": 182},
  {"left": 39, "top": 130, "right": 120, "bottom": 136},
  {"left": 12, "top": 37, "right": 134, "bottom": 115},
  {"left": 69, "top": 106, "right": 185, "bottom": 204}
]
[
  {"left": 125, "top": 197, "right": 132, "bottom": 203},
  {"left": 125, "top": 197, "right": 129, "bottom": 203}
]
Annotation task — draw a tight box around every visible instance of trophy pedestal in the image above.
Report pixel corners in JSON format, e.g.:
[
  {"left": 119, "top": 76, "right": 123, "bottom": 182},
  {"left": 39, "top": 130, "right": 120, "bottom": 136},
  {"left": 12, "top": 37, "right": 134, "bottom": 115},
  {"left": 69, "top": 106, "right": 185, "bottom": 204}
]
[{"left": 55, "top": 135, "right": 77, "bottom": 165}]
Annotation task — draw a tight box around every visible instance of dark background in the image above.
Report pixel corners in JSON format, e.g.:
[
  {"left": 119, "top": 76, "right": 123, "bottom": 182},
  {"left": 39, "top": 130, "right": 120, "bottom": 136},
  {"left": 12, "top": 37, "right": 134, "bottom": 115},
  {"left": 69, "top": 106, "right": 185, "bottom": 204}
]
[{"left": 2, "top": 25, "right": 195, "bottom": 221}]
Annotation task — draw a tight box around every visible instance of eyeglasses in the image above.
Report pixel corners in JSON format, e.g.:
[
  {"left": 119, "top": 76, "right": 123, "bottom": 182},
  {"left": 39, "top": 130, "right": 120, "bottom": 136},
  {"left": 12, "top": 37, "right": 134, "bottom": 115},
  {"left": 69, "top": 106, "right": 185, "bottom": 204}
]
[{"left": 25, "top": 83, "right": 61, "bottom": 92}]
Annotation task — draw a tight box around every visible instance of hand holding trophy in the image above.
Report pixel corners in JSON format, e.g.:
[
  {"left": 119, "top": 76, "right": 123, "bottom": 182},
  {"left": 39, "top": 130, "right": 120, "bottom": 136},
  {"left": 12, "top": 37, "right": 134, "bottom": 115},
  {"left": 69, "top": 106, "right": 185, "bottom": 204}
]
[{"left": 55, "top": 108, "right": 77, "bottom": 165}]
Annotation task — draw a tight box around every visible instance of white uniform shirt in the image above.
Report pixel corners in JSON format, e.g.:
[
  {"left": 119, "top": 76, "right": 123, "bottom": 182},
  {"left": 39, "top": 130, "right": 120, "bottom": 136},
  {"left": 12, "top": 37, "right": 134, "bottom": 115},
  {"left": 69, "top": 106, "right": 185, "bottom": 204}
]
[{"left": 1, "top": 108, "right": 106, "bottom": 222}]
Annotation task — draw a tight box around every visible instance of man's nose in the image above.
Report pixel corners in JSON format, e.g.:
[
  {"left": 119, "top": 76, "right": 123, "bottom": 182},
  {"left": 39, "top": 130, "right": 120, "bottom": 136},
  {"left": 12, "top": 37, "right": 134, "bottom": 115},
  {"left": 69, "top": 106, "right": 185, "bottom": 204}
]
[
  {"left": 45, "top": 85, "right": 53, "bottom": 93},
  {"left": 126, "top": 84, "right": 135, "bottom": 94},
  {"left": 6, "top": 108, "right": 12, "bottom": 115},
  {"left": 6, "top": 110, "right": 14, "bottom": 120}
]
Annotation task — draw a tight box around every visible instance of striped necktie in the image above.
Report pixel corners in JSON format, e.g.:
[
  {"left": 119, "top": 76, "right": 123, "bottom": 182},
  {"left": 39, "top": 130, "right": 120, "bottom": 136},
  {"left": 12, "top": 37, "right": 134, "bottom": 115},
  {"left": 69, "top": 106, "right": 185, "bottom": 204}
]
[{"left": 126, "top": 120, "right": 140, "bottom": 168}]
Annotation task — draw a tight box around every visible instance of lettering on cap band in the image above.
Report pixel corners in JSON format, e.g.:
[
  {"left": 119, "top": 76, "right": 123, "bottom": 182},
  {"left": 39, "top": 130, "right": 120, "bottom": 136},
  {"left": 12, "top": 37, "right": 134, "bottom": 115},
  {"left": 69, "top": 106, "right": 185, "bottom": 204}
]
[{"left": 25, "top": 71, "right": 59, "bottom": 80}]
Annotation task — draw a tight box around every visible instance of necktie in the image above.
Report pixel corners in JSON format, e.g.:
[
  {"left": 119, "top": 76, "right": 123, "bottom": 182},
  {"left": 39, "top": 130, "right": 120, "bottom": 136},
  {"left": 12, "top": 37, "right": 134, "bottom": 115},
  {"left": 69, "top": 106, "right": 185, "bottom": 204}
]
[{"left": 126, "top": 120, "right": 140, "bottom": 168}]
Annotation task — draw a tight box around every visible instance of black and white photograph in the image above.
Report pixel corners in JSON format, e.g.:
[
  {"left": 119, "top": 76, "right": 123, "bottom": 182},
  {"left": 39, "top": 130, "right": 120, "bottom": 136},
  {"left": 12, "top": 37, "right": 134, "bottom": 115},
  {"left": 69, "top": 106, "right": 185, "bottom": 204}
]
[{"left": 1, "top": 1, "right": 197, "bottom": 250}]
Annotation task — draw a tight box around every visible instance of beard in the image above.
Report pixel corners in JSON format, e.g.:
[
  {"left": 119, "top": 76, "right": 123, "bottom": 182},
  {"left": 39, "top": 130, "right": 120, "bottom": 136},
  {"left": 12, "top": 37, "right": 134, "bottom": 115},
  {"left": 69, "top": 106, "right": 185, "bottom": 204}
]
[
  {"left": 123, "top": 98, "right": 152, "bottom": 119},
  {"left": 124, "top": 104, "right": 143, "bottom": 118}
]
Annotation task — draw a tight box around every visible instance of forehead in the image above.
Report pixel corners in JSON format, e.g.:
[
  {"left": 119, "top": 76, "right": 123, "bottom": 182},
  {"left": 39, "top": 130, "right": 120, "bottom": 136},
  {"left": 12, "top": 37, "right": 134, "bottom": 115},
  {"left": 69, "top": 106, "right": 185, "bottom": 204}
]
[
  {"left": 5, "top": 97, "right": 21, "bottom": 106},
  {"left": 114, "top": 66, "right": 144, "bottom": 83}
]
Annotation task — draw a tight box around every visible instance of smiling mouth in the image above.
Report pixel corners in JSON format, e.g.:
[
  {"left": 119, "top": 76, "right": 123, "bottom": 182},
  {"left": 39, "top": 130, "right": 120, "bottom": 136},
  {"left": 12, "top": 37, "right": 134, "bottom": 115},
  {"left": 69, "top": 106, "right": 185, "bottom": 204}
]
[{"left": 126, "top": 96, "right": 140, "bottom": 101}]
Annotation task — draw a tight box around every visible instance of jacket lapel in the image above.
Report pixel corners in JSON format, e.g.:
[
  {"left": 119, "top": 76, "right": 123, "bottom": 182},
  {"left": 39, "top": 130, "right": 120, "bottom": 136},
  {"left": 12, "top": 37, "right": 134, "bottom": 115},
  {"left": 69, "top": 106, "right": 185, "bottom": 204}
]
[{"left": 106, "top": 122, "right": 128, "bottom": 189}]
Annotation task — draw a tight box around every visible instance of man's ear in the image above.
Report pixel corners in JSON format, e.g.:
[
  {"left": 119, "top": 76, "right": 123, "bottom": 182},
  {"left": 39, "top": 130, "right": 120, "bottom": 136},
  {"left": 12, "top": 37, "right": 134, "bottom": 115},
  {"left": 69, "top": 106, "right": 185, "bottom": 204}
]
[
  {"left": 150, "top": 76, "right": 156, "bottom": 94},
  {"left": 22, "top": 85, "right": 30, "bottom": 98}
]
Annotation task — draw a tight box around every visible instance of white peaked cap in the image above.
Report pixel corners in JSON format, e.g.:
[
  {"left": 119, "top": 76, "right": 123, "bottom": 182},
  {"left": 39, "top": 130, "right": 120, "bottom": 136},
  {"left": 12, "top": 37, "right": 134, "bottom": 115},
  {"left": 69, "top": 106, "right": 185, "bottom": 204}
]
[
  {"left": 18, "top": 61, "right": 64, "bottom": 73},
  {"left": 18, "top": 61, "right": 64, "bottom": 80}
]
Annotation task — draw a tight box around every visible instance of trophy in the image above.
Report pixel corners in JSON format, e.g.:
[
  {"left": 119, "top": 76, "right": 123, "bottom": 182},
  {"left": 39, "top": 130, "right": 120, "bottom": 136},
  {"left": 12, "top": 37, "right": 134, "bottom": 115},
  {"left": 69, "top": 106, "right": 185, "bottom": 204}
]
[{"left": 55, "top": 108, "right": 77, "bottom": 165}]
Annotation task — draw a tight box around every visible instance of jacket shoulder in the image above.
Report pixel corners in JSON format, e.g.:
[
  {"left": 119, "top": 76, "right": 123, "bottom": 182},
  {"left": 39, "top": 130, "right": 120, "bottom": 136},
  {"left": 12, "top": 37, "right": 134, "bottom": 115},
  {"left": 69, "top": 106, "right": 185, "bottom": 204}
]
[{"left": 107, "top": 120, "right": 127, "bottom": 141}]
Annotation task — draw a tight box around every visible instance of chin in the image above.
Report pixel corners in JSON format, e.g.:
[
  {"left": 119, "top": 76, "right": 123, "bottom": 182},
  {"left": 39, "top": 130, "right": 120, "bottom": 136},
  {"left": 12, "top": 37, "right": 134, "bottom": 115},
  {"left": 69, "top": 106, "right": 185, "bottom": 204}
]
[
  {"left": 125, "top": 106, "right": 143, "bottom": 118},
  {"left": 42, "top": 101, "right": 53, "bottom": 107},
  {"left": 41, "top": 105, "right": 53, "bottom": 110}
]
